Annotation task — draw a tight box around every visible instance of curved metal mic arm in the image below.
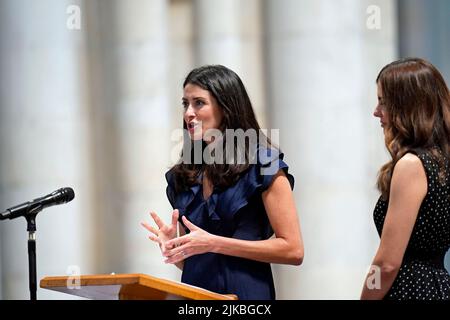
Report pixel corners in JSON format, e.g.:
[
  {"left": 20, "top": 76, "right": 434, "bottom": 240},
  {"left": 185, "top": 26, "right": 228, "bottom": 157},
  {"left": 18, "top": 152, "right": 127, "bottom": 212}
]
[{"left": 0, "top": 209, "right": 12, "bottom": 220}]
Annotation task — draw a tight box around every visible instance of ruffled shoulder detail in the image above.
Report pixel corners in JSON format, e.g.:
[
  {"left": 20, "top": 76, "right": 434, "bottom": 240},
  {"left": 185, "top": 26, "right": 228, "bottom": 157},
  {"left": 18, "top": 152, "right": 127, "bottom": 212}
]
[
  {"left": 165, "top": 169, "right": 177, "bottom": 208},
  {"left": 214, "top": 147, "right": 295, "bottom": 221},
  {"left": 165, "top": 147, "right": 294, "bottom": 224},
  {"left": 165, "top": 169, "right": 201, "bottom": 216}
]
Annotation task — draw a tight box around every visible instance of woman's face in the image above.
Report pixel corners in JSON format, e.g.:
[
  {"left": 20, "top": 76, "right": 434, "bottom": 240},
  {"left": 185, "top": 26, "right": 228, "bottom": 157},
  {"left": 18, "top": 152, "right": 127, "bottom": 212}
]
[
  {"left": 183, "top": 83, "right": 224, "bottom": 142},
  {"left": 373, "top": 83, "right": 389, "bottom": 130}
]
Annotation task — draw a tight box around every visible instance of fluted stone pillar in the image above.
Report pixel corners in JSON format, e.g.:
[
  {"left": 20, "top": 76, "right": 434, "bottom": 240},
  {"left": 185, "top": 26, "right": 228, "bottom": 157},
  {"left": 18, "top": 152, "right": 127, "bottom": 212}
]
[
  {"left": 398, "top": 0, "right": 450, "bottom": 81},
  {"left": 193, "top": 0, "right": 267, "bottom": 127},
  {"left": 84, "top": 0, "right": 175, "bottom": 280},
  {"left": 168, "top": 0, "right": 195, "bottom": 133},
  {"left": 0, "top": 0, "right": 94, "bottom": 299},
  {"left": 398, "top": 0, "right": 450, "bottom": 272},
  {"left": 264, "top": 0, "right": 397, "bottom": 299}
]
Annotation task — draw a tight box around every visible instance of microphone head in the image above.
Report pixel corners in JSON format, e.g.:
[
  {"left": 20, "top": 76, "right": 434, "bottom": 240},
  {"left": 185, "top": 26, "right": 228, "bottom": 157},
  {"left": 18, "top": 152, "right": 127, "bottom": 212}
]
[{"left": 61, "top": 187, "right": 75, "bottom": 203}]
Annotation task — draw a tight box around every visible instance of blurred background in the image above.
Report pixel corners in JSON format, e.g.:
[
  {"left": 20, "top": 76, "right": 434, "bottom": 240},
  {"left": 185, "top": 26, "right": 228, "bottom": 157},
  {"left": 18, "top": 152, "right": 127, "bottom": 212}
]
[{"left": 0, "top": 0, "right": 449, "bottom": 299}]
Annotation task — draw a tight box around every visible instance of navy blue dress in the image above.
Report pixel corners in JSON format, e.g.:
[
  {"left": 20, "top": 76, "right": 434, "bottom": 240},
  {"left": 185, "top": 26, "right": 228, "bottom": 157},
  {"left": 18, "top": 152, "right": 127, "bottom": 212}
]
[{"left": 165, "top": 147, "right": 294, "bottom": 300}]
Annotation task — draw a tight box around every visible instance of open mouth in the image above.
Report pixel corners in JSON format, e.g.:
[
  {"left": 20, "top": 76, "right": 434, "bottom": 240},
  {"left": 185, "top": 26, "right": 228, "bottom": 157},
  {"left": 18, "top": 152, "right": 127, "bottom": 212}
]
[{"left": 188, "top": 122, "right": 199, "bottom": 130}]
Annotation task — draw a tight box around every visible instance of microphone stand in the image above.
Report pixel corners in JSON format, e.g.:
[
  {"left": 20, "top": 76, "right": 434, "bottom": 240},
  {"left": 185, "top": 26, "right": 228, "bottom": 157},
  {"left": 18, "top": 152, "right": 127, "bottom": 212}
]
[
  {"left": 1, "top": 209, "right": 40, "bottom": 300},
  {"left": 0, "top": 188, "right": 74, "bottom": 300},
  {"left": 25, "top": 207, "right": 41, "bottom": 301}
]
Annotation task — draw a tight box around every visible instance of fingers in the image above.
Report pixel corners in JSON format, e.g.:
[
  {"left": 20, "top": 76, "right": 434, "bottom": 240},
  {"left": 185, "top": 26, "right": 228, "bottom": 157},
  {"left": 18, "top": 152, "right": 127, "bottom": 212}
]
[
  {"left": 150, "top": 211, "right": 164, "bottom": 229},
  {"left": 164, "top": 249, "right": 188, "bottom": 264},
  {"left": 148, "top": 234, "right": 162, "bottom": 245},
  {"left": 182, "top": 215, "right": 198, "bottom": 231},
  {"left": 142, "top": 223, "right": 163, "bottom": 246},
  {"left": 140, "top": 222, "right": 159, "bottom": 236},
  {"left": 165, "top": 234, "right": 188, "bottom": 249},
  {"left": 171, "top": 209, "right": 179, "bottom": 227},
  {"left": 163, "top": 242, "right": 188, "bottom": 258}
]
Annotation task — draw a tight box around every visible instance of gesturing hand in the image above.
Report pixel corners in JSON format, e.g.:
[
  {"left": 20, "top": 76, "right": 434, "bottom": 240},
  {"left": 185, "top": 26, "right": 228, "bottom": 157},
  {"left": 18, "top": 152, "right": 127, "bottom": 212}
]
[
  {"left": 162, "top": 216, "right": 216, "bottom": 264},
  {"left": 141, "top": 209, "right": 179, "bottom": 255}
]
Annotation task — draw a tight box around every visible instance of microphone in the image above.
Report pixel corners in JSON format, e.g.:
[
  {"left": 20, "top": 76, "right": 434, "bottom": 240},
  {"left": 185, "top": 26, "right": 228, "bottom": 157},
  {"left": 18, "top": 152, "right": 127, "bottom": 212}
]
[{"left": 0, "top": 187, "right": 75, "bottom": 220}]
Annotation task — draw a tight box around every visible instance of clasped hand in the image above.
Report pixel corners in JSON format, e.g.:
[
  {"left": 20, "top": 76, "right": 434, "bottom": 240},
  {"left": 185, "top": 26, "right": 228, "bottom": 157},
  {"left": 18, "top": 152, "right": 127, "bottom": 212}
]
[{"left": 141, "top": 209, "right": 215, "bottom": 264}]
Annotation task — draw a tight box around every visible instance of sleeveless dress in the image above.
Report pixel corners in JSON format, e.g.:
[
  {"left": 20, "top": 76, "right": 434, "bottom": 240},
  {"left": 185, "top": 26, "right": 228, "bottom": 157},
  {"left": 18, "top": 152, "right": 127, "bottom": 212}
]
[
  {"left": 165, "top": 147, "right": 294, "bottom": 300},
  {"left": 373, "top": 148, "right": 450, "bottom": 300}
]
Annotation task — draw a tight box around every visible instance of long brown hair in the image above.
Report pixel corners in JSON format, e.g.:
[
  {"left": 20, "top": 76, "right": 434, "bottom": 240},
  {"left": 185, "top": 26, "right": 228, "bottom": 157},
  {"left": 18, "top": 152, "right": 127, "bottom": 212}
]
[
  {"left": 376, "top": 58, "right": 450, "bottom": 199},
  {"left": 171, "top": 65, "right": 273, "bottom": 193}
]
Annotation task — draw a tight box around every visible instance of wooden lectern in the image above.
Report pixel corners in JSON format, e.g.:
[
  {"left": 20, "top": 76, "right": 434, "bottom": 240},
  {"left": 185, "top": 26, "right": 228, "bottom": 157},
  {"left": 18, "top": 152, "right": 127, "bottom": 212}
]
[{"left": 40, "top": 273, "right": 238, "bottom": 300}]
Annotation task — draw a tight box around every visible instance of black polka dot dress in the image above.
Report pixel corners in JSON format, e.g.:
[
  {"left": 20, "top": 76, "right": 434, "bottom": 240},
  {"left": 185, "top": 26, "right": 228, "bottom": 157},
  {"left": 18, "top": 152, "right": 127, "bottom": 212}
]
[{"left": 373, "top": 148, "right": 450, "bottom": 300}]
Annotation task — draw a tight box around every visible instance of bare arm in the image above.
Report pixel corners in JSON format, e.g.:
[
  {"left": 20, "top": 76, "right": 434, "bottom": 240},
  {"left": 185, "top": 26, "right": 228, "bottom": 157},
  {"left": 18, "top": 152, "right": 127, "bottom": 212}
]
[
  {"left": 163, "top": 170, "right": 304, "bottom": 266},
  {"left": 360, "top": 153, "right": 427, "bottom": 300}
]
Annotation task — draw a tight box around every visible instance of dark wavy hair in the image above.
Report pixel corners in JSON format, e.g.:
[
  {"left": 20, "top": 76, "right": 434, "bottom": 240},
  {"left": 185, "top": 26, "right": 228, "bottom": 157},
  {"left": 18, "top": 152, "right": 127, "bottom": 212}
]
[
  {"left": 376, "top": 58, "right": 450, "bottom": 199},
  {"left": 171, "top": 65, "right": 273, "bottom": 193}
]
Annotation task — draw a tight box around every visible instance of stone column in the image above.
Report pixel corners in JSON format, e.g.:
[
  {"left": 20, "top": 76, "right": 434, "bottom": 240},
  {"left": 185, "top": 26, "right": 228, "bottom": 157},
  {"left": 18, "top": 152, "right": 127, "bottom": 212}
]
[
  {"left": 168, "top": 0, "right": 195, "bottom": 133},
  {"left": 264, "top": 0, "right": 397, "bottom": 299},
  {"left": 84, "top": 0, "right": 175, "bottom": 280},
  {"left": 0, "top": 0, "right": 94, "bottom": 299},
  {"left": 193, "top": 0, "right": 267, "bottom": 127},
  {"left": 398, "top": 0, "right": 450, "bottom": 80},
  {"left": 398, "top": 0, "right": 450, "bottom": 271}
]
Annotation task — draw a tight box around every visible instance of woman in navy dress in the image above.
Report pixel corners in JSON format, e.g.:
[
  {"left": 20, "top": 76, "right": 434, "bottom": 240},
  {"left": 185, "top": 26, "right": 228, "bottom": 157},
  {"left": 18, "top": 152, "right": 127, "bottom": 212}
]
[
  {"left": 361, "top": 58, "right": 450, "bottom": 300},
  {"left": 142, "top": 65, "right": 303, "bottom": 300}
]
